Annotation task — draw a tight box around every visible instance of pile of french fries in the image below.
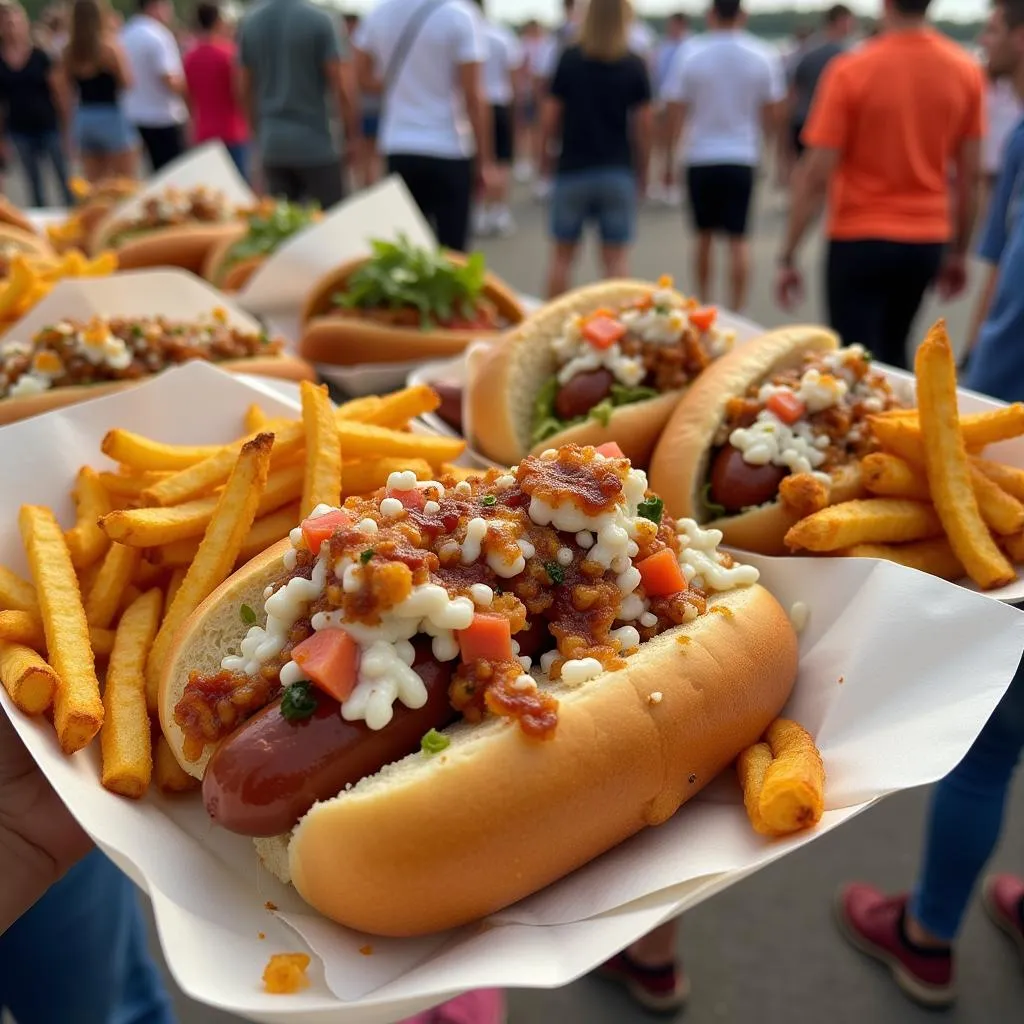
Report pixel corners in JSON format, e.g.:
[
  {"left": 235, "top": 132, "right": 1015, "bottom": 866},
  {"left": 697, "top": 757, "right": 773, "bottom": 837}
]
[
  {"left": 785, "top": 322, "right": 1024, "bottom": 590},
  {"left": 0, "top": 250, "right": 118, "bottom": 331},
  {"left": 0, "top": 383, "right": 465, "bottom": 798}
]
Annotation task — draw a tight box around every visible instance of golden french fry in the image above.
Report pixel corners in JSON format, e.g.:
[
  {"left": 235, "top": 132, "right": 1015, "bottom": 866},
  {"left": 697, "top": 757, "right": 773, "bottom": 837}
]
[
  {"left": 101, "top": 463, "right": 304, "bottom": 546},
  {"left": 335, "top": 395, "right": 383, "bottom": 421},
  {"left": 244, "top": 403, "right": 268, "bottom": 433},
  {"left": 839, "top": 538, "right": 965, "bottom": 581},
  {"left": 341, "top": 458, "right": 435, "bottom": 497},
  {"left": 101, "top": 588, "right": 161, "bottom": 798},
  {"left": 154, "top": 734, "right": 199, "bottom": 793},
  {"left": 64, "top": 467, "right": 112, "bottom": 570},
  {"left": 101, "top": 429, "right": 221, "bottom": 471},
  {"left": 736, "top": 741, "right": 772, "bottom": 835},
  {"left": 784, "top": 499, "right": 942, "bottom": 553},
  {"left": 133, "top": 557, "right": 165, "bottom": 589},
  {"left": 141, "top": 420, "right": 304, "bottom": 507},
  {"left": 0, "top": 640, "right": 58, "bottom": 715},
  {"left": 356, "top": 385, "right": 441, "bottom": 428},
  {"left": 778, "top": 472, "right": 830, "bottom": 518},
  {"left": 238, "top": 503, "right": 301, "bottom": 564},
  {"left": 84, "top": 542, "right": 141, "bottom": 629},
  {"left": 96, "top": 469, "right": 172, "bottom": 499},
  {"left": 19, "top": 505, "right": 104, "bottom": 752},
  {"left": 145, "top": 434, "right": 273, "bottom": 713},
  {"left": 969, "top": 465, "right": 1024, "bottom": 536},
  {"left": 300, "top": 381, "right": 343, "bottom": 517},
  {"left": 165, "top": 566, "right": 187, "bottom": 611},
  {"left": 972, "top": 458, "right": 1024, "bottom": 503},
  {"left": 335, "top": 421, "right": 465, "bottom": 464},
  {"left": 756, "top": 719, "right": 826, "bottom": 835},
  {"left": 85, "top": 251, "right": 118, "bottom": 275},
  {"left": 0, "top": 609, "right": 114, "bottom": 658},
  {"left": 0, "top": 565, "right": 39, "bottom": 614},
  {"left": 860, "top": 452, "right": 932, "bottom": 501},
  {"left": 916, "top": 323, "right": 1015, "bottom": 589}
]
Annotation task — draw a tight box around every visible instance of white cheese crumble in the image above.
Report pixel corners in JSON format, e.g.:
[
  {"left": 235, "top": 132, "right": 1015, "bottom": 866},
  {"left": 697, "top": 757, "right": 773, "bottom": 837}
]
[
  {"left": 675, "top": 518, "right": 760, "bottom": 591},
  {"left": 790, "top": 601, "right": 810, "bottom": 634},
  {"left": 561, "top": 657, "right": 605, "bottom": 686}
]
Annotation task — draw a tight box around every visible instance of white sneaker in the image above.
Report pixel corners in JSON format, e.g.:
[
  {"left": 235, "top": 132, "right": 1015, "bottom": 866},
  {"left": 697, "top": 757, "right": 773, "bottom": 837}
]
[
  {"left": 661, "top": 185, "right": 682, "bottom": 207},
  {"left": 532, "top": 178, "right": 552, "bottom": 202},
  {"left": 492, "top": 208, "right": 516, "bottom": 236},
  {"left": 473, "top": 205, "right": 495, "bottom": 238},
  {"left": 513, "top": 160, "right": 534, "bottom": 184},
  {"left": 646, "top": 182, "right": 665, "bottom": 204}
]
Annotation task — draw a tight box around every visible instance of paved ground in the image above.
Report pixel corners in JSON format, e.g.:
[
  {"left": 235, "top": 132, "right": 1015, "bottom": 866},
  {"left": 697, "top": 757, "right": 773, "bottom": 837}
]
[{"left": 8, "top": 167, "right": 1023, "bottom": 1023}]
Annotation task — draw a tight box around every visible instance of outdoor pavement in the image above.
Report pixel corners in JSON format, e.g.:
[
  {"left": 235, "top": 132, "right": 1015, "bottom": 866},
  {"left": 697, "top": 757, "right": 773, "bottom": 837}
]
[{"left": 6, "top": 167, "right": 1023, "bottom": 1023}]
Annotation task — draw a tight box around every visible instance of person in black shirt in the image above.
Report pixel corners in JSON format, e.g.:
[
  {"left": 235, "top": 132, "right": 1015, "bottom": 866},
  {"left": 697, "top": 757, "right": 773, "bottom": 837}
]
[
  {"left": 0, "top": 1, "right": 72, "bottom": 206},
  {"left": 538, "top": 0, "right": 652, "bottom": 297}
]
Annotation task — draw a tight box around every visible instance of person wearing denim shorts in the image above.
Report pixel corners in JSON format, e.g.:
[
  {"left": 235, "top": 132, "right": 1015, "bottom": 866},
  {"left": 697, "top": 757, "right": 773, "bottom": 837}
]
[{"left": 537, "top": 0, "right": 652, "bottom": 297}]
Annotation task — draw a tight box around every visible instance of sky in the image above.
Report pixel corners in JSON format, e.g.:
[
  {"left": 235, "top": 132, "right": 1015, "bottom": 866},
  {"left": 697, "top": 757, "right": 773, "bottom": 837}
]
[{"left": 339, "top": 0, "right": 987, "bottom": 24}]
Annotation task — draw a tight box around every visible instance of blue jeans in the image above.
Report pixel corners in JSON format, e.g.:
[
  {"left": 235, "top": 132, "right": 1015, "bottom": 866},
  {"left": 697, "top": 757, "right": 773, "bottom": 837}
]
[
  {"left": 225, "top": 142, "right": 249, "bottom": 181},
  {"left": 550, "top": 168, "right": 637, "bottom": 246},
  {"left": 910, "top": 651, "right": 1024, "bottom": 940},
  {"left": 10, "top": 130, "right": 73, "bottom": 207},
  {"left": 0, "top": 850, "right": 175, "bottom": 1023}
]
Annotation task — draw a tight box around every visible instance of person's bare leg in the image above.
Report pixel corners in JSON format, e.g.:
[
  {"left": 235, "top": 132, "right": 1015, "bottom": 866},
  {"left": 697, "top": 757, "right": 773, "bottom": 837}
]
[
  {"left": 80, "top": 152, "right": 106, "bottom": 182},
  {"left": 695, "top": 231, "right": 713, "bottom": 302},
  {"left": 109, "top": 147, "right": 139, "bottom": 179},
  {"left": 546, "top": 242, "right": 578, "bottom": 299},
  {"left": 601, "top": 243, "right": 630, "bottom": 281},
  {"left": 628, "top": 921, "right": 679, "bottom": 966},
  {"left": 727, "top": 236, "right": 751, "bottom": 311},
  {"left": 903, "top": 913, "right": 952, "bottom": 949}
]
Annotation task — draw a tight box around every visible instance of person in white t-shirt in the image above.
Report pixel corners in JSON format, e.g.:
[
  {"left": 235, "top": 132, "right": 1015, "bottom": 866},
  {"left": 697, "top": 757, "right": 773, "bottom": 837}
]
[
  {"left": 120, "top": 0, "right": 187, "bottom": 171},
  {"left": 354, "top": 0, "right": 493, "bottom": 253},
  {"left": 664, "top": 0, "right": 785, "bottom": 310},
  {"left": 472, "top": 0, "right": 524, "bottom": 236}
]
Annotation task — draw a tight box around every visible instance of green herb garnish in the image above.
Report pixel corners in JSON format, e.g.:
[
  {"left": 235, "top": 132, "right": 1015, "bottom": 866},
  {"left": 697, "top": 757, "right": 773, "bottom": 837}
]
[
  {"left": 221, "top": 200, "right": 320, "bottom": 276},
  {"left": 480, "top": 494, "right": 497, "bottom": 506},
  {"left": 637, "top": 496, "right": 664, "bottom": 526},
  {"left": 610, "top": 383, "right": 659, "bottom": 405},
  {"left": 239, "top": 603, "right": 257, "bottom": 625},
  {"left": 360, "top": 548, "right": 375, "bottom": 564},
  {"left": 421, "top": 728, "right": 450, "bottom": 755},
  {"left": 333, "top": 234, "right": 488, "bottom": 330},
  {"left": 530, "top": 379, "right": 659, "bottom": 445},
  {"left": 588, "top": 399, "right": 614, "bottom": 427},
  {"left": 654, "top": 303, "right": 670, "bottom": 315},
  {"left": 280, "top": 681, "right": 318, "bottom": 722},
  {"left": 544, "top": 561, "right": 566, "bottom": 585},
  {"left": 701, "top": 482, "right": 727, "bottom": 520}
]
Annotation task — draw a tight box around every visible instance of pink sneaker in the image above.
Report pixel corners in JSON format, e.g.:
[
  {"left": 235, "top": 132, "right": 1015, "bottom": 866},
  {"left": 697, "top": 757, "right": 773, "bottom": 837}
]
[
  {"left": 399, "top": 990, "right": 505, "bottom": 1024},
  {"left": 597, "top": 951, "right": 690, "bottom": 1014},
  {"left": 834, "top": 884, "right": 955, "bottom": 1007},
  {"left": 983, "top": 874, "right": 1024, "bottom": 965}
]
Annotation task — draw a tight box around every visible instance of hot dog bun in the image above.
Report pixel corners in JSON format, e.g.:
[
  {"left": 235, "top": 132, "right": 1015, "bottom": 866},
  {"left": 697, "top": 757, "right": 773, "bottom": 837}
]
[
  {"left": 89, "top": 217, "right": 242, "bottom": 271},
  {"left": 468, "top": 281, "right": 688, "bottom": 468},
  {"left": 0, "top": 223, "right": 55, "bottom": 264},
  {"left": 0, "top": 198, "right": 38, "bottom": 235},
  {"left": 649, "top": 325, "right": 853, "bottom": 556},
  {"left": 160, "top": 542, "right": 798, "bottom": 937},
  {"left": 0, "top": 354, "right": 315, "bottom": 426},
  {"left": 298, "top": 254, "right": 526, "bottom": 367},
  {"left": 201, "top": 225, "right": 261, "bottom": 291}
]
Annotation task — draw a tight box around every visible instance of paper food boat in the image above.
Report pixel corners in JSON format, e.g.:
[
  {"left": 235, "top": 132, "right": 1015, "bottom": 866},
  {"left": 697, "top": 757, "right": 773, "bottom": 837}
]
[{"left": 2, "top": 362, "right": 1023, "bottom": 1022}]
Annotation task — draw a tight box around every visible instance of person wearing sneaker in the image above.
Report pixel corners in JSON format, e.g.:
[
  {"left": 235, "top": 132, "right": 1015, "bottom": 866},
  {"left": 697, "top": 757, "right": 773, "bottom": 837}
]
[{"left": 599, "top": 922, "right": 690, "bottom": 1014}]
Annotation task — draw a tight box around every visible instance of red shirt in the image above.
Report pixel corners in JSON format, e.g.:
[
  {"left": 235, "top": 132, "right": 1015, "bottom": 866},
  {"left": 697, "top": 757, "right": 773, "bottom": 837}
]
[{"left": 183, "top": 38, "right": 248, "bottom": 145}]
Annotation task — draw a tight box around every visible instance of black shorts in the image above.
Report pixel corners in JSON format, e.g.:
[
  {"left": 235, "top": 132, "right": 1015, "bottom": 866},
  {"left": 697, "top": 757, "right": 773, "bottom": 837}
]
[
  {"left": 790, "top": 121, "right": 806, "bottom": 158},
  {"left": 685, "top": 164, "right": 755, "bottom": 237},
  {"left": 493, "top": 105, "right": 514, "bottom": 165}
]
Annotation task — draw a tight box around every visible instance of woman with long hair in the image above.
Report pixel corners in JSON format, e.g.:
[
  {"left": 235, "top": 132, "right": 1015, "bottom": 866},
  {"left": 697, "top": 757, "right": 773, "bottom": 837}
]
[
  {"left": 538, "top": 0, "right": 653, "bottom": 297},
  {"left": 64, "top": 0, "right": 138, "bottom": 181},
  {"left": 0, "top": 1, "right": 73, "bottom": 206}
]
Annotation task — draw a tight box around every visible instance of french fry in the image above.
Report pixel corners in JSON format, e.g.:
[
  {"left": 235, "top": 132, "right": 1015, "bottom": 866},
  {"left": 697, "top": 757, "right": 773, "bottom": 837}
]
[
  {"left": 238, "top": 503, "right": 301, "bottom": 564},
  {"left": 244, "top": 403, "right": 268, "bottom": 433},
  {"left": 19, "top": 505, "right": 104, "bottom": 752},
  {"left": 84, "top": 542, "right": 141, "bottom": 629},
  {"left": 970, "top": 465, "right": 1024, "bottom": 536},
  {"left": 972, "top": 457, "right": 1024, "bottom": 503},
  {"left": 141, "top": 420, "right": 304, "bottom": 507},
  {"left": 0, "top": 565, "right": 39, "bottom": 614},
  {"left": 736, "top": 742, "right": 772, "bottom": 834},
  {"left": 118, "top": 584, "right": 144, "bottom": 615},
  {"left": 301, "top": 381, "right": 343, "bottom": 517},
  {"left": 868, "top": 416, "right": 927, "bottom": 466},
  {"left": 870, "top": 405, "right": 1024, "bottom": 461},
  {"left": 101, "top": 589, "right": 162, "bottom": 798},
  {"left": 97, "top": 469, "right": 172, "bottom": 499},
  {"left": 356, "top": 385, "right": 440, "bottom": 428},
  {"left": 145, "top": 434, "right": 273, "bottom": 713},
  {"left": 101, "top": 429, "right": 221, "bottom": 471},
  {"left": 335, "top": 395, "right": 383, "bottom": 421},
  {"left": 165, "top": 566, "right": 187, "bottom": 610},
  {"left": 154, "top": 734, "right": 199, "bottom": 793},
  {"left": 100, "top": 463, "right": 304, "bottom": 546},
  {"left": 778, "top": 472, "right": 830, "bottom": 518},
  {"left": 839, "top": 538, "right": 965, "bottom": 581},
  {"left": 0, "top": 640, "right": 58, "bottom": 715},
  {"left": 133, "top": 557, "right": 165, "bottom": 589},
  {"left": 335, "top": 421, "right": 465, "bottom": 464},
  {"left": 64, "top": 466, "right": 112, "bottom": 570},
  {"left": 860, "top": 452, "right": 932, "bottom": 501},
  {"left": 341, "top": 458, "right": 435, "bottom": 497},
  {"left": 756, "top": 719, "right": 826, "bottom": 835},
  {"left": 0, "top": 609, "right": 115, "bottom": 658},
  {"left": 915, "top": 323, "right": 1015, "bottom": 589},
  {"left": 784, "top": 499, "right": 942, "bottom": 552}
]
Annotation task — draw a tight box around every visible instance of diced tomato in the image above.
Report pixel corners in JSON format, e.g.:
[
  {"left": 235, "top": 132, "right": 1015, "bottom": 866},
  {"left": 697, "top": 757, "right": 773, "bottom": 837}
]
[
  {"left": 633, "top": 294, "right": 654, "bottom": 312},
  {"left": 766, "top": 391, "right": 807, "bottom": 426},
  {"left": 637, "top": 548, "right": 686, "bottom": 598},
  {"left": 389, "top": 486, "right": 425, "bottom": 511},
  {"left": 457, "top": 613, "right": 513, "bottom": 664},
  {"left": 582, "top": 315, "right": 627, "bottom": 350},
  {"left": 595, "top": 442, "right": 625, "bottom": 459},
  {"left": 689, "top": 306, "right": 718, "bottom": 332},
  {"left": 292, "top": 630, "right": 360, "bottom": 703},
  {"left": 301, "top": 509, "right": 351, "bottom": 552}
]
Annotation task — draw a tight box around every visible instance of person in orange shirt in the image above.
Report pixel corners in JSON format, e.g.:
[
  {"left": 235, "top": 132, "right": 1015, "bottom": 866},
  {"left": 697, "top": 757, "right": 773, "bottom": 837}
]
[{"left": 775, "top": 0, "right": 985, "bottom": 369}]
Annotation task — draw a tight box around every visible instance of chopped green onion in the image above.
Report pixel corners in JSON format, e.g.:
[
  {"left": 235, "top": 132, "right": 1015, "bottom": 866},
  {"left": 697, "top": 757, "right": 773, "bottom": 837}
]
[
  {"left": 544, "top": 561, "right": 565, "bottom": 585},
  {"left": 280, "top": 681, "right": 317, "bottom": 722},
  {"left": 480, "top": 494, "right": 497, "bottom": 506},
  {"left": 239, "top": 603, "right": 257, "bottom": 625},
  {"left": 637, "top": 496, "right": 664, "bottom": 526},
  {"left": 360, "top": 548, "right": 375, "bottom": 564},
  {"left": 421, "top": 728, "right": 450, "bottom": 755}
]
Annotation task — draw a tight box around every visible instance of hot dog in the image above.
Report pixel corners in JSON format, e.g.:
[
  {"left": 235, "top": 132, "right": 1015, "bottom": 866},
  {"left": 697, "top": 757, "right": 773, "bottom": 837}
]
[
  {"left": 649, "top": 327, "right": 909, "bottom": 555},
  {"left": 89, "top": 185, "right": 243, "bottom": 270},
  {"left": 160, "top": 444, "right": 798, "bottom": 936},
  {"left": 297, "top": 236, "right": 525, "bottom": 367},
  {"left": 468, "top": 278, "right": 735, "bottom": 468},
  {"left": 0, "top": 310, "right": 315, "bottom": 425}
]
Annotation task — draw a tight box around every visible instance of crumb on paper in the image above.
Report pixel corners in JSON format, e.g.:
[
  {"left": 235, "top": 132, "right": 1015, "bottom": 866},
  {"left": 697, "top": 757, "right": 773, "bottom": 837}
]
[
  {"left": 789, "top": 601, "right": 810, "bottom": 634},
  {"left": 264, "top": 901, "right": 278, "bottom": 911},
  {"left": 648, "top": 691, "right": 663, "bottom": 705},
  {"left": 262, "top": 953, "right": 310, "bottom": 994},
  {"left": 838, "top": 675, "right": 845, "bottom": 685},
  {"left": 258, "top": 932, "right": 266, "bottom": 940},
  {"left": 359, "top": 944, "right": 374, "bottom": 956}
]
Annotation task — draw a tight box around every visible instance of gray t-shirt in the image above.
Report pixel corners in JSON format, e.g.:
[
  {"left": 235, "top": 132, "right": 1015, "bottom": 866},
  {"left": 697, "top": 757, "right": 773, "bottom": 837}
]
[
  {"left": 239, "top": 0, "right": 347, "bottom": 166},
  {"left": 792, "top": 39, "right": 844, "bottom": 127}
]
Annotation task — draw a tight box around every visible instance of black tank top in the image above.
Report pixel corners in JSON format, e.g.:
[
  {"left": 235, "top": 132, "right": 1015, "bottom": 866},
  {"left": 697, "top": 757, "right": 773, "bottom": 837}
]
[{"left": 75, "top": 69, "right": 119, "bottom": 105}]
